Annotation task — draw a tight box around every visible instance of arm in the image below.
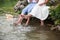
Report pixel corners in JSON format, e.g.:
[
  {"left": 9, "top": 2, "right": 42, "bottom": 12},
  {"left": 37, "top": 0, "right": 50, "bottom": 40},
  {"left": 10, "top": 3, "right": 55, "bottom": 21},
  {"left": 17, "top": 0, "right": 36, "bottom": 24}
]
[
  {"left": 39, "top": 0, "right": 48, "bottom": 6},
  {"left": 43, "top": 0, "right": 48, "bottom": 4},
  {"left": 28, "top": 0, "right": 32, "bottom": 3},
  {"left": 35, "top": 0, "right": 39, "bottom": 3}
]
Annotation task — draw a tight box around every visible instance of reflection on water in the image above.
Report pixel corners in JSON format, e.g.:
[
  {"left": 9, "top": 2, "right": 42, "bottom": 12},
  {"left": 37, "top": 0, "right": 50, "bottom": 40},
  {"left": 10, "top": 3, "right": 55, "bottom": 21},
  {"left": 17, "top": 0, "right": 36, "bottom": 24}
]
[{"left": 0, "top": 16, "right": 60, "bottom": 40}]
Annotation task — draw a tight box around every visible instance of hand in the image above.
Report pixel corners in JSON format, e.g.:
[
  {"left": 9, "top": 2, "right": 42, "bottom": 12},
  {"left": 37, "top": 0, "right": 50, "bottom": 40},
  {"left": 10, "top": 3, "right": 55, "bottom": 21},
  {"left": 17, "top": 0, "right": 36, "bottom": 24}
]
[
  {"left": 39, "top": 3, "right": 44, "bottom": 6},
  {"left": 29, "top": 0, "right": 32, "bottom": 2}
]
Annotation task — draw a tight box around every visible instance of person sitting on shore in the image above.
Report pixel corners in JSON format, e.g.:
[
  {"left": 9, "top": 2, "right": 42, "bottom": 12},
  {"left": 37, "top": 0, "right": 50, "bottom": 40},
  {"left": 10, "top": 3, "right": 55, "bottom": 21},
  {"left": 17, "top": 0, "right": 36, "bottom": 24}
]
[
  {"left": 25, "top": 0, "right": 50, "bottom": 26},
  {"left": 14, "top": 0, "right": 38, "bottom": 26}
]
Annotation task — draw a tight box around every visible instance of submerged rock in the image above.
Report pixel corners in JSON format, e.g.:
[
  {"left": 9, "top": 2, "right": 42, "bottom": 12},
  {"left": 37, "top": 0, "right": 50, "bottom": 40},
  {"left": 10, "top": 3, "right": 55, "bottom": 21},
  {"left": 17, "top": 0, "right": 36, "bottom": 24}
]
[{"left": 51, "top": 25, "right": 60, "bottom": 31}]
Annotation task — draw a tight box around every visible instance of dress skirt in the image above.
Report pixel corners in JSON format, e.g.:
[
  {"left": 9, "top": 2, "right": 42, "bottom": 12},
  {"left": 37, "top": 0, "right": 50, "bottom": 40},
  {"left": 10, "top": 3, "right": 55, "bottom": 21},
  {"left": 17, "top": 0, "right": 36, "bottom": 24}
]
[{"left": 29, "top": 4, "right": 50, "bottom": 20}]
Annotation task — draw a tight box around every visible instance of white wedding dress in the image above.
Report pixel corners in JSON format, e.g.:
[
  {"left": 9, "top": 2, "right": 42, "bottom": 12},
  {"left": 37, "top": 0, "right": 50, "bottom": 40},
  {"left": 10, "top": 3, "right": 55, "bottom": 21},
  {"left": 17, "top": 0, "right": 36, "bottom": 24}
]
[{"left": 29, "top": 0, "right": 50, "bottom": 20}]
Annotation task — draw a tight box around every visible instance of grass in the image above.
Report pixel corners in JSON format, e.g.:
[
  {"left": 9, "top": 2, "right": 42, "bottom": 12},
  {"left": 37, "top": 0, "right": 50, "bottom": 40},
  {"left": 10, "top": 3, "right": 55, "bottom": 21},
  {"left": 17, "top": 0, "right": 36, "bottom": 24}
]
[{"left": 0, "top": 1, "right": 19, "bottom": 16}]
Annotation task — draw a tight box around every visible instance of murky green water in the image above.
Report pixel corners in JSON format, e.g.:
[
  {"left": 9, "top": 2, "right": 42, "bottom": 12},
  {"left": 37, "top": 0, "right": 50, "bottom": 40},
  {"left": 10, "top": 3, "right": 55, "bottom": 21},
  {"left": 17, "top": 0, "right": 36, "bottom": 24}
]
[{"left": 0, "top": 16, "right": 60, "bottom": 40}]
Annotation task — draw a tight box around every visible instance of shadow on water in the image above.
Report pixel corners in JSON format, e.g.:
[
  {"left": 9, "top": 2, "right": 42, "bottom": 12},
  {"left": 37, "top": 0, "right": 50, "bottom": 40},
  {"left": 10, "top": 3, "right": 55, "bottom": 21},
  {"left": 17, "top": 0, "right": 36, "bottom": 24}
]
[{"left": 0, "top": 16, "right": 60, "bottom": 40}]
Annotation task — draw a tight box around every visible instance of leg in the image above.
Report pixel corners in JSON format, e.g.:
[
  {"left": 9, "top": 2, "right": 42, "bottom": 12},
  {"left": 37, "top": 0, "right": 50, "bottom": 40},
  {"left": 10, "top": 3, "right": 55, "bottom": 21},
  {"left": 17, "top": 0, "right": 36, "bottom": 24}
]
[
  {"left": 13, "top": 4, "right": 31, "bottom": 26},
  {"left": 25, "top": 17, "right": 30, "bottom": 26},
  {"left": 25, "top": 14, "right": 32, "bottom": 19},
  {"left": 40, "top": 20, "right": 44, "bottom": 26},
  {"left": 14, "top": 14, "right": 24, "bottom": 26},
  {"left": 25, "top": 14, "right": 32, "bottom": 26}
]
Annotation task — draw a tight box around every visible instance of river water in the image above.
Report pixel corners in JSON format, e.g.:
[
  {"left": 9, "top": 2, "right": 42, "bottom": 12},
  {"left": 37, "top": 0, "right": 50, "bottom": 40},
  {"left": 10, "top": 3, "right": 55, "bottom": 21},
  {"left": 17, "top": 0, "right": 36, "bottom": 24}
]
[{"left": 0, "top": 16, "right": 60, "bottom": 40}]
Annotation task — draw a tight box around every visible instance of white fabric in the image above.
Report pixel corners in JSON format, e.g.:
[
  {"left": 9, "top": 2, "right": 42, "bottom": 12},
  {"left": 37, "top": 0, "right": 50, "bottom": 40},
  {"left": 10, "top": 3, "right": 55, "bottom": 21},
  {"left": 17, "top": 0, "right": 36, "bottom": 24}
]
[{"left": 29, "top": 0, "right": 50, "bottom": 20}]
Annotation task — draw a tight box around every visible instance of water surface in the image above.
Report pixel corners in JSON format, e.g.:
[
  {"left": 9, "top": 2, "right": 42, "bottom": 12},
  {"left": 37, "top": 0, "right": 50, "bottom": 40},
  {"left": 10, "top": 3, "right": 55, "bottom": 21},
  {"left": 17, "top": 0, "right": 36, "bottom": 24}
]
[{"left": 0, "top": 16, "right": 60, "bottom": 40}]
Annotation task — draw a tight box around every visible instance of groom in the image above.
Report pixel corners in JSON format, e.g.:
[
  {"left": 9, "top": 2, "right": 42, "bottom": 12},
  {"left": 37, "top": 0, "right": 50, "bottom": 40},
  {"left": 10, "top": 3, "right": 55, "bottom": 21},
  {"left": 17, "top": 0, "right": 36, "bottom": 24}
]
[{"left": 14, "top": 0, "right": 38, "bottom": 26}]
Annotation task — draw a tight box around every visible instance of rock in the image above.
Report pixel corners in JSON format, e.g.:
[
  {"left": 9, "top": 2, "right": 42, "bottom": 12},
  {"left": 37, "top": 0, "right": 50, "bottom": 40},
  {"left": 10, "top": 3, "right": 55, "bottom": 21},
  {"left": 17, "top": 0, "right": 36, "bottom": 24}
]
[
  {"left": 56, "top": 25, "right": 60, "bottom": 31},
  {"left": 51, "top": 26, "right": 57, "bottom": 30},
  {"left": 50, "top": 25, "right": 60, "bottom": 31},
  {"left": 14, "top": 0, "right": 28, "bottom": 12}
]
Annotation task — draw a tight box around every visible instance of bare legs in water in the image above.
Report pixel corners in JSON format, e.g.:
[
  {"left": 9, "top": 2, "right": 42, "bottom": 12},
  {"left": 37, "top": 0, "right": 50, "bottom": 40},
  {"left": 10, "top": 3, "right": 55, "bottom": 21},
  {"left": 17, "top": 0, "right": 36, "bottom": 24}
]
[
  {"left": 13, "top": 14, "right": 30, "bottom": 26},
  {"left": 25, "top": 14, "right": 44, "bottom": 26},
  {"left": 14, "top": 14, "right": 44, "bottom": 26}
]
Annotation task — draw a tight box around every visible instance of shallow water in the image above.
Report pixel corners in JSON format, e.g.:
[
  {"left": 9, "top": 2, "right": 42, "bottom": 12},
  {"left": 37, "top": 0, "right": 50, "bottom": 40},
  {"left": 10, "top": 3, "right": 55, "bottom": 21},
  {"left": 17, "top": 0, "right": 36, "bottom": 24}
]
[{"left": 0, "top": 16, "right": 60, "bottom": 40}]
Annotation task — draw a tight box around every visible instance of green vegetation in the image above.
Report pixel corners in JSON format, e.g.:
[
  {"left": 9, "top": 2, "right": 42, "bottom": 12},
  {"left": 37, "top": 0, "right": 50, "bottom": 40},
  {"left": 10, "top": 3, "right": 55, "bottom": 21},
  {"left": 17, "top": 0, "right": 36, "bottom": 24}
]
[
  {"left": 50, "top": 4, "right": 60, "bottom": 25},
  {"left": 0, "top": 0, "right": 18, "bottom": 15}
]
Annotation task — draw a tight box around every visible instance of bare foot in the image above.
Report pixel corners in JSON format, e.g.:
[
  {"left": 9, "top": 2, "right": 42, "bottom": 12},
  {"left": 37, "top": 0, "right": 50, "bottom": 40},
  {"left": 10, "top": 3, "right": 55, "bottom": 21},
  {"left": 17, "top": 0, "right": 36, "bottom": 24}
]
[
  {"left": 23, "top": 24, "right": 28, "bottom": 27},
  {"left": 13, "top": 23, "right": 18, "bottom": 26},
  {"left": 40, "top": 20, "right": 44, "bottom": 26},
  {"left": 40, "top": 22, "right": 44, "bottom": 26},
  {"left": 41, "top": 23, "right": 44, "bottom": 26},
  {"left": 25, "top": 23, "right": 28, "bottom": 26}
]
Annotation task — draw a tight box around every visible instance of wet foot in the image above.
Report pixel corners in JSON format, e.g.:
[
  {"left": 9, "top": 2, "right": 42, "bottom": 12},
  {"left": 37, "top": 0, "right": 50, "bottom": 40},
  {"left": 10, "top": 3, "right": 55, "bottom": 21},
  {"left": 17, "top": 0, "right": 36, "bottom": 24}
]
[
  {"left": 13, "top": 23, "right": 18, "bottom": 26},
  {"left": 22, "top": 24, "right": 29, "bottom": 27},
  {"left": 40, "top": 23, "right": 45, "bottom": 27},
  {"left": 39, "top": 25, "right": 49, "bottom": 31},
  {"left": 40, "top": 20, "right": 44, "bottom": 26},
  {"left": 25, "top": 24, "right": 29, "bottom": 27}
]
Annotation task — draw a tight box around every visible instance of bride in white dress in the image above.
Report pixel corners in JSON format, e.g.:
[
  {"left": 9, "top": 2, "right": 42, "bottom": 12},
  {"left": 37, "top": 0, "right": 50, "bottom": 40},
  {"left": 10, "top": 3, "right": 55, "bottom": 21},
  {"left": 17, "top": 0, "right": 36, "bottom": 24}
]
[{"left": 26, "top": 0, "right": 50, "bottom": 26}]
